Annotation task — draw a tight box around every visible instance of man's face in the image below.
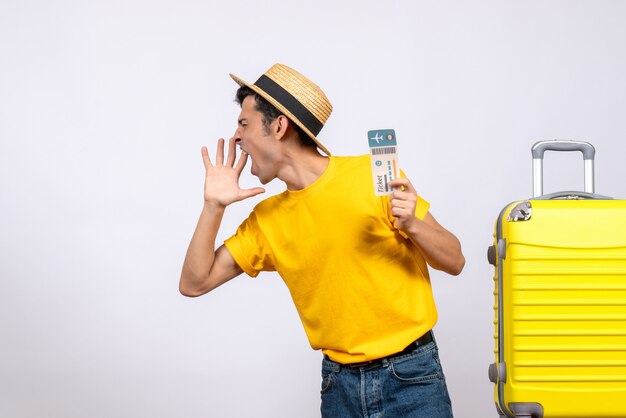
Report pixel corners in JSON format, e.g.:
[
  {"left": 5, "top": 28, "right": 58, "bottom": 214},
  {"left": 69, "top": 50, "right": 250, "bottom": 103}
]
[{"left": 233, "top": 95, "right": 278, "bottom": 184}]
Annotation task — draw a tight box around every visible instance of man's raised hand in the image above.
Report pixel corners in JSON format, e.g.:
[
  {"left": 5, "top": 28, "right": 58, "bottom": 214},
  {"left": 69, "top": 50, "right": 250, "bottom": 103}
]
[{"left": 202, "top": 138, "right": 264, "bottom": 208}]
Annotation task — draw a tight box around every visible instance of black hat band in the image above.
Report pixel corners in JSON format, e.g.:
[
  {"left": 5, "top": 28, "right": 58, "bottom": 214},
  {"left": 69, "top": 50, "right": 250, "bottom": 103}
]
[{"left": 255, "top": 75, "right": 323, "bottom": 137}]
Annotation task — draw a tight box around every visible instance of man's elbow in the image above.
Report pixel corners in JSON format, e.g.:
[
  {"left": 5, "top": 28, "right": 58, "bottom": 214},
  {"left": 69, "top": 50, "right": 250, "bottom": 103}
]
[
  {"left": 448, "top": 254, "right": 465, "bottom": 276},
  {"left": 179, "top": 284, "right": 204, "bottom": 298},
  {"left": 179, "top": 271, "right": 210, "bottom": 297}
]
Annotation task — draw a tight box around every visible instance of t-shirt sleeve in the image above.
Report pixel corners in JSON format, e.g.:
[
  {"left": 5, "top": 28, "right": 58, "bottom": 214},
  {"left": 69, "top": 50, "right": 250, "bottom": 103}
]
[
  {"left": 224, "top": 212, "right": 275, "bottom": 278},
  {"left": 414, "top": 195, "right": 430, "bottom": 221}
]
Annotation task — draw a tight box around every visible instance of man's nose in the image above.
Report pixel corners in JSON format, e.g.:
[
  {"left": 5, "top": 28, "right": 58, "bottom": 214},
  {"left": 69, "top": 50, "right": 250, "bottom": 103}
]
[{"left": 232, "top": 128, "right": 242, "bottom": 143}]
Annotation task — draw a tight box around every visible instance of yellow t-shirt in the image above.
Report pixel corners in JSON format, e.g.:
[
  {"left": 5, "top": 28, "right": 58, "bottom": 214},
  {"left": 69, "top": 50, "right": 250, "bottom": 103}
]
[{"left": 224, "top": 154, "right": 437, "bottom": 364}]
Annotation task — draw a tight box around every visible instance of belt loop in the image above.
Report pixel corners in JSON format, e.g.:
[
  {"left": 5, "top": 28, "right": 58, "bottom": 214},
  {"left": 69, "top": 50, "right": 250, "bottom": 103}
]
[{"left": 323, "top": 355, "right": 342, "bottom": 372}]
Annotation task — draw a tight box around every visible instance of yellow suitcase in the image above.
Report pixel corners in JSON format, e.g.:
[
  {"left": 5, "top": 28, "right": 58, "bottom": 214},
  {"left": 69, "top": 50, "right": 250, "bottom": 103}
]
[{"left": 488, "top": 140, "right": 626, "bottom": 418}]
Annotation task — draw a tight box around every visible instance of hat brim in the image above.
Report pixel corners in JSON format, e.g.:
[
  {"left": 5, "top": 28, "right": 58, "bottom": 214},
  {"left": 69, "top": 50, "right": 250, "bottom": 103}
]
[{"left": 229, "top": 73, "right": 331, "bottom": 156}]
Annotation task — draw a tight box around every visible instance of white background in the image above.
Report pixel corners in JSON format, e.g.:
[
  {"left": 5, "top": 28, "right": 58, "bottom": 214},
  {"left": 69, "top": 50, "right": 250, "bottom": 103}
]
[{"left": 2, "top": 1, "right": 626, "bottom": 417}]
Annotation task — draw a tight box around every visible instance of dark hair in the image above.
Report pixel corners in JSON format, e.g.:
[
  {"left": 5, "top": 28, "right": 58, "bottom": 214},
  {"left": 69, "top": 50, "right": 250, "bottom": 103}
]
[{"left": 235, "top": 86, "right": 317, "bottom": 149}]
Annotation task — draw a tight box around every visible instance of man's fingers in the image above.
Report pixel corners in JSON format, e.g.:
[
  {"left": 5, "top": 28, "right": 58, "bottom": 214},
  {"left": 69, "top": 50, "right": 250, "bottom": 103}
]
[
  {"left": 391, "top": 202, "right": 415, "bottom": 218},
  {"left": 389, "top": 177, "right": 415, "bottom": 193},
  {"left": 391, "top": 207, "right": 402, "bottom": 218},
  {"left": 391, "top": 198, "right": 412, "bottom": 209},
  {"left": 239, "top": 187, "right": 265, "bottom": 200},
  {"left": 391, "top": 204, "right": 415, "bottom": 218},
  {"left": 234, "top": 150, "right": 249, "bottom": 173},
  {"left": 216, "top": 138, "right": 225, "bottom": 166},
  {"left": 390, "top": 189, "right": 417, "bottom": 205},
  {"left": 388, "top": 178, "right": 407, "bottom": 186},
  {"left": 201, "top": 146, "right": 212, "bottom": 169},
  {"left": 225, "top": 138, "right": 237, "bottom": 167}
]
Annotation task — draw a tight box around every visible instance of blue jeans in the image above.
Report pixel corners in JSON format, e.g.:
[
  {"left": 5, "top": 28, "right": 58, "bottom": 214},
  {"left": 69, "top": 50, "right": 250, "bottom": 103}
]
[{"left": 320, "top": 338, "right": 453, "bottom": 418}]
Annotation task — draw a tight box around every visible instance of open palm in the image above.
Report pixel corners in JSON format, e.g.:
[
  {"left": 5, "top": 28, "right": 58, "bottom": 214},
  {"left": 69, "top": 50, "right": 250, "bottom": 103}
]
[{"left": 202, "top": 138, "right": 264, "bottom": 207}]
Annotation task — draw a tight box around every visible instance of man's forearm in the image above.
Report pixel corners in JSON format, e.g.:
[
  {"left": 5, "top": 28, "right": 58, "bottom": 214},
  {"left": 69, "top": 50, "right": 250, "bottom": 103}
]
[
  {"left": 179, "top": 202, "right": 226, "bottom": 295},
  {"left": 387, "top": 177, "right": 465, "bottom": 276},
  {"left": 406, "top": 214, "right": 465, "bottom": 276}
]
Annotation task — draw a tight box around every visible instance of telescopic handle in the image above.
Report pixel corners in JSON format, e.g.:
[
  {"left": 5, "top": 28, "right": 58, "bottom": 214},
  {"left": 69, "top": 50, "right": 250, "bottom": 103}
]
[{"left": 531, "top": 140, "right": 596, "bottom": 197}]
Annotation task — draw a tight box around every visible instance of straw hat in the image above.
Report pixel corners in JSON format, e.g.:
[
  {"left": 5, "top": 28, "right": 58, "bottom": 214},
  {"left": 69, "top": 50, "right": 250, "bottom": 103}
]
[{"left": 230, "top": 64, "right": 333, "bottom": 155}]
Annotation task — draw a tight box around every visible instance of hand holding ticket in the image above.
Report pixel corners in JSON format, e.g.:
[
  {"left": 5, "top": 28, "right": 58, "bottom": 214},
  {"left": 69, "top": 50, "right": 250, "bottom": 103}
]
[{"left": 368, "top": 129, "right": 400, "bottom": 196}]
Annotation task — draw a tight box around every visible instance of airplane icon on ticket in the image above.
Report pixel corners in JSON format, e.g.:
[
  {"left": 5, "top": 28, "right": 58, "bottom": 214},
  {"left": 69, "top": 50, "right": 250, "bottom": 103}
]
[{"left": 370, "top": 133, "right": 383, "bottom": 144}]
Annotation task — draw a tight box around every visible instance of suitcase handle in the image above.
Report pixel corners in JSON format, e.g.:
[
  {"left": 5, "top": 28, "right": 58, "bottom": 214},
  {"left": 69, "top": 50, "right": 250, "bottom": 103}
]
[{"left": 531, "top": 140, "right": 595, "bottom": 197}]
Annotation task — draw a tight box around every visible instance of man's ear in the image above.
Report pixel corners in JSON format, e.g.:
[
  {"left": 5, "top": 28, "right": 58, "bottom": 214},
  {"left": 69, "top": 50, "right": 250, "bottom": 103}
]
[{"left": 274, "top": 115, "right": 290, "bottom": 140}]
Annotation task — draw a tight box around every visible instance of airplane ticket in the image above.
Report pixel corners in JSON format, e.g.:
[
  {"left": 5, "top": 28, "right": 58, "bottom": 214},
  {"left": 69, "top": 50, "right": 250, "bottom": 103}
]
[{"left": 367, "top": 129, "right": 399, "bottom": 196}]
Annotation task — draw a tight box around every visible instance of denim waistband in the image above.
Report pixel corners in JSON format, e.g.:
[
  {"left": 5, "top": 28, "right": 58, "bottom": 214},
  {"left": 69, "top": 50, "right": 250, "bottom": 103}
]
[{"left": 325, "top": 330, "right": 435, "bottom": 369}]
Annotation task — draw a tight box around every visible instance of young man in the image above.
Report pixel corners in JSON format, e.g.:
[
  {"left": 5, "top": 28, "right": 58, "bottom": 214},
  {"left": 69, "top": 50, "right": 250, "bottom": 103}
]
[{"left": 180, "top": 63, "right": 465, "bottom": 417}]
